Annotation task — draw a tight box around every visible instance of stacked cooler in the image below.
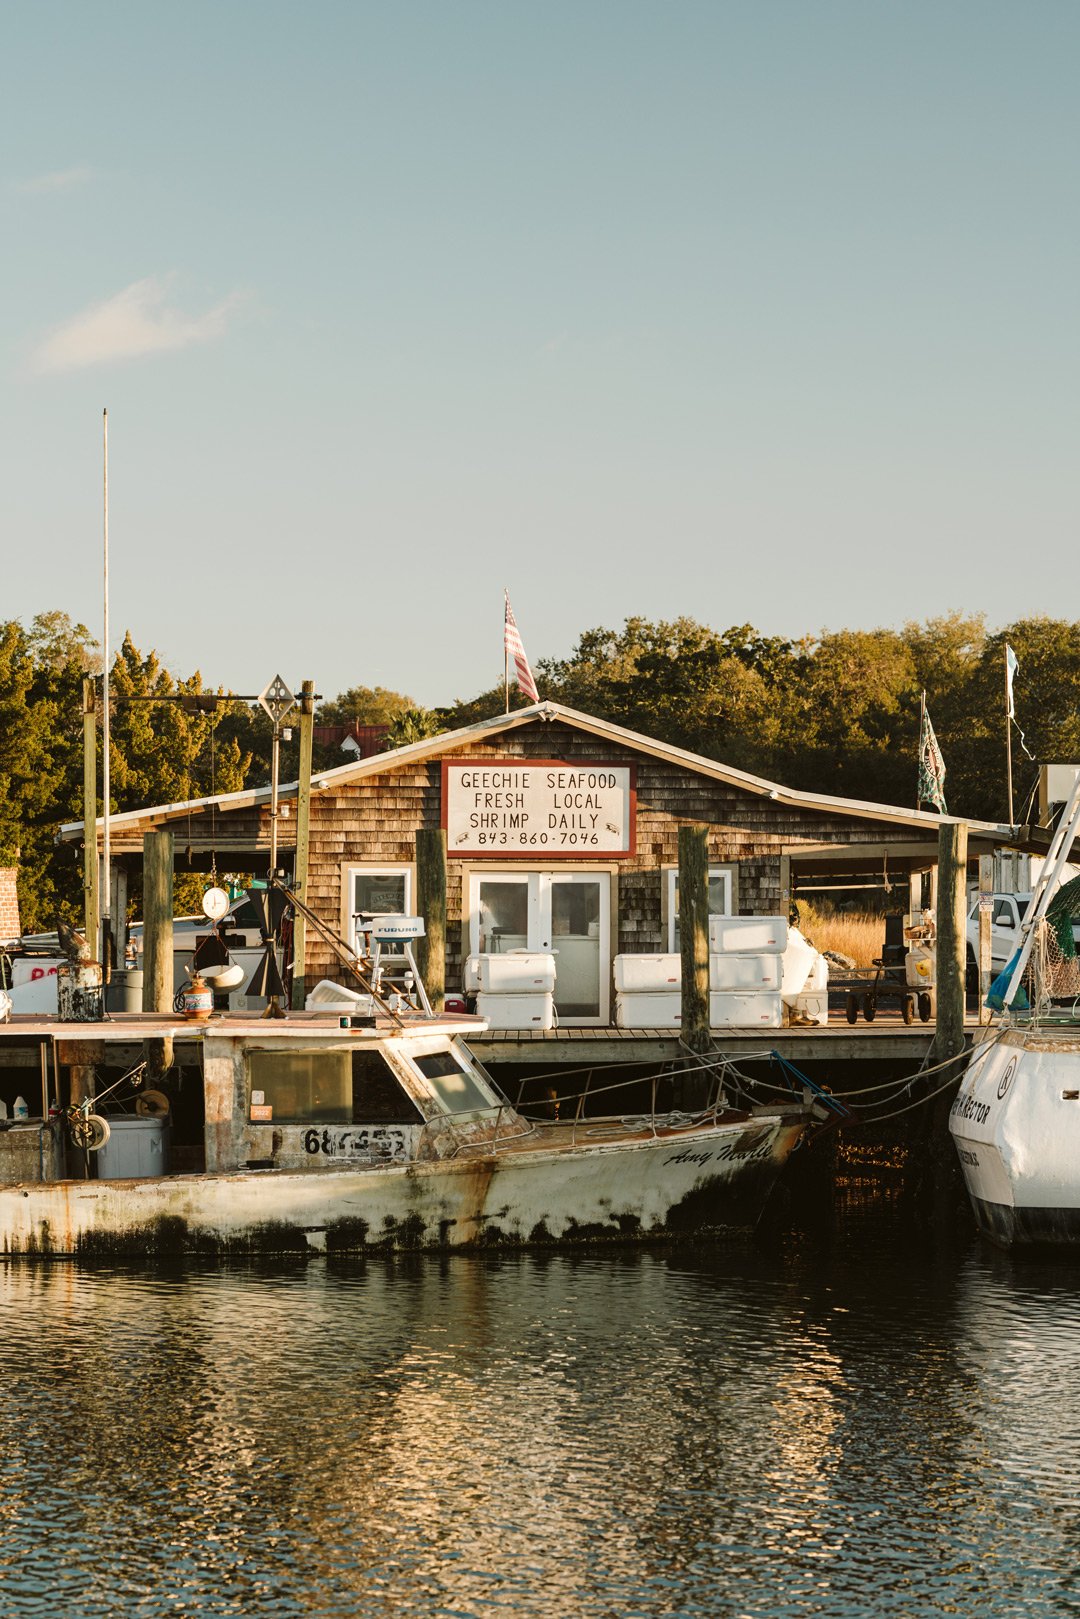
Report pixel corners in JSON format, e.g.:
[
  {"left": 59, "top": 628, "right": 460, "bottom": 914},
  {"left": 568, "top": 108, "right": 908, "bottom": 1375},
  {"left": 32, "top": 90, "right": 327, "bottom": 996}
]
[
  {"left": 465, "top": 952, "right": 557, "bottom": 1029},
  {"left": 614, "top": 916, "right": 788, "bottom": 1028}
]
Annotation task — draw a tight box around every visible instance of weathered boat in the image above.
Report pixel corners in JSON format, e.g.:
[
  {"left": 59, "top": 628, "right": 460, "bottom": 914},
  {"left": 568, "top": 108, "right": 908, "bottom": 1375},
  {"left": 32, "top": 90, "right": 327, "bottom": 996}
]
[
  {"left": 950, "top": 773, "right": 1080, "bottom": 1248},
  {"left": 0, "top": 1009, "right": 809, "bottom": 1258}
]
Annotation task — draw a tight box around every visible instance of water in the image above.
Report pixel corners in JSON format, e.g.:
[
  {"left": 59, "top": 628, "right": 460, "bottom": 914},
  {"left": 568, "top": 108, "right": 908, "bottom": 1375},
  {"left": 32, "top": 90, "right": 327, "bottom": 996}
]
[{"left": 2, "top": 1218, "right": 1079, "bottom": 1618}]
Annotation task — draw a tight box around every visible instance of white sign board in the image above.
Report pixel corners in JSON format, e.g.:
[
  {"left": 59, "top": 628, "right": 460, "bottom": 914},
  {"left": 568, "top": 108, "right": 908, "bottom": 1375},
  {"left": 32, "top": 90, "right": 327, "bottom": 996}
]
[{"left": 443, "top": 760, "right": 635, "bottom": 857}]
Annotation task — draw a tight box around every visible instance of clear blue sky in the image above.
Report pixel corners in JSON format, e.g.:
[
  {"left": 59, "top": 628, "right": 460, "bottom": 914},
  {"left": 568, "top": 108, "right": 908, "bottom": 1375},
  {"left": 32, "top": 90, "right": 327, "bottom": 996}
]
[{"left": 3, "top": 2, "right": 1077, "bottom": 707}]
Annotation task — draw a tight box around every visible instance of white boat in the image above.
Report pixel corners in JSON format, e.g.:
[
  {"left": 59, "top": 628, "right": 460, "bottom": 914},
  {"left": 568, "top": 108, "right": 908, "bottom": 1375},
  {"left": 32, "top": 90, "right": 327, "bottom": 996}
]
[
  {"left": 0, "top": 1008, "right": 809, "bottom": 1258},
  {"left": 950, "top": 775, "right": 1080, "bottom": 1247}
]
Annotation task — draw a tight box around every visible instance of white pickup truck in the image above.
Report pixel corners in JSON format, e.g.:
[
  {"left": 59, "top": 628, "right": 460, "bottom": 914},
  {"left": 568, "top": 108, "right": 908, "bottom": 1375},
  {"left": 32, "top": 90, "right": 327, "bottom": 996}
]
[{"left": 965, "top": 892, "right": 1032, "bottom": 980}]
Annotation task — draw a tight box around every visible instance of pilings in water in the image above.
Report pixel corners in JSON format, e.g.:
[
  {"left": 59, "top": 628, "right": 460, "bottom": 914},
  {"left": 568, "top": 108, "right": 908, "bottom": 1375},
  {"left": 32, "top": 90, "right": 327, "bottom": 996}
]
[{"left": 678, "top": 824, "right": 711, "bottom": 1108}]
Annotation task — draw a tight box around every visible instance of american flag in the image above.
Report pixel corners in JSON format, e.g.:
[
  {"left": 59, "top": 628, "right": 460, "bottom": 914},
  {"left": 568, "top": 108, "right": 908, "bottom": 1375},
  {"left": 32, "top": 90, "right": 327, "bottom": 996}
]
[{"left": 504, "top": 591, "right": 539, "bottom": 703}]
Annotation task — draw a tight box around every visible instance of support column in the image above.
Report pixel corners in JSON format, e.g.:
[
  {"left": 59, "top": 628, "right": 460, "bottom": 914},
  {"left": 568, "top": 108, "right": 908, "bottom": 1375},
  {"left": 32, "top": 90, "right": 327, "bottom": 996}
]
[
  {"left": 82, "top": 677, "right": 100, "bottom": 955},
  {"left": 416, "top": 828, "right": 447, "bottom": 1012},
  {"left": 142, "top": 831, "right": 174, "bottom": 1076},
  {"left": 977, "top": 854, "right": 994, "bottom": 1026},
  {"left": 290, "top": 680, "right": 315, "bottom": 1009},
  {"left": 933, "top": 821, "right": 968, "bottom": 1066},
  {"left": 678, "top": 826, "right": 711, "bottom": 1114}
]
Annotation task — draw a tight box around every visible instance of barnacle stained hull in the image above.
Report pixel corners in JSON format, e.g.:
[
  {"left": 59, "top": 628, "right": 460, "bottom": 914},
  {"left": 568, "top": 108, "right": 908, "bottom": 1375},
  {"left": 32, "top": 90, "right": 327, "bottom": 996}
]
[{"left": 0, "top": 1111, "right": 806, "bottom": 1259}]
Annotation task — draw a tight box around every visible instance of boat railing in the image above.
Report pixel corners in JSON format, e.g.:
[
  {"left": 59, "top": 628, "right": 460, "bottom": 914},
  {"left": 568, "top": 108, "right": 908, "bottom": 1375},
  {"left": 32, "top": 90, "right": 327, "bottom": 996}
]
[{"left": 443, "top": 1047, "right": 780, "bottom": 1155}]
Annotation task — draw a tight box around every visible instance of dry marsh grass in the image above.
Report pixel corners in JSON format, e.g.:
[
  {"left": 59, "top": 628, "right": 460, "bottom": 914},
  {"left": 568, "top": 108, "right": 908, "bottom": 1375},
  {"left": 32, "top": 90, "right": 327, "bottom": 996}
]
[{"left": 799, "top": 906, "right": 885, "bottom": 969}]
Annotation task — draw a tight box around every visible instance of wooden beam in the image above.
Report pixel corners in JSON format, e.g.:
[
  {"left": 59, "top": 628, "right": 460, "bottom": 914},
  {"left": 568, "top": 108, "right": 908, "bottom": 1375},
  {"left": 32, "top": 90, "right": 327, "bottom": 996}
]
[
  {"left": 142, "top": 830, "right": 175, "bottom": 1076},
  {"left": 678, "top": 825, "right": 711, "bottom": 1078},
  {"left": 416, "top": 828, "right": 447, "bottom": 1012},
  {"left": 290, "top": 680, "right": 315, "bottom": 1010},
  {"left": 934, "top": 821, "right": 968, "bottom": 1067},
  {"left": 82, "top": 676, "right": 99, "bottom": 958},
  {"left": 977, "top": 854, "right": 994, "bottom": 1026}
]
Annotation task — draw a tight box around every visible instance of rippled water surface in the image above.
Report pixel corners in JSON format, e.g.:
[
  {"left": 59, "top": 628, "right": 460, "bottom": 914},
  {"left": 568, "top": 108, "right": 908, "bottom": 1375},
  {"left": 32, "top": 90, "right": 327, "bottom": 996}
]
[{"left": 2, "top": 1218, "right": 1080, "bottom": 1617}]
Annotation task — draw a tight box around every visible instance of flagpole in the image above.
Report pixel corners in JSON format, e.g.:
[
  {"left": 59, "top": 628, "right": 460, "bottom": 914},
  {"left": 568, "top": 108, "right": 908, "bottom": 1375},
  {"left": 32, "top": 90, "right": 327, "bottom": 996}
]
[
  {"left": 503, "top": 590, "right": 509, "bottom": 715},
  {"left": 1005, "top": 644, "right": 1014, "bottom": 827}
]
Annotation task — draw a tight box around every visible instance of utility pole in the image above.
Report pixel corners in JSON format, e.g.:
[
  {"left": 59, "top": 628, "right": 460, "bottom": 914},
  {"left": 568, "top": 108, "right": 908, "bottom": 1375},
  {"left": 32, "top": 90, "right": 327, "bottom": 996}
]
[
  {"left": 82, "top": 676, "right": 100, "bottom": 955},
  {"left": 290, "top": 680, "right": 315, "bottom": 1009}
]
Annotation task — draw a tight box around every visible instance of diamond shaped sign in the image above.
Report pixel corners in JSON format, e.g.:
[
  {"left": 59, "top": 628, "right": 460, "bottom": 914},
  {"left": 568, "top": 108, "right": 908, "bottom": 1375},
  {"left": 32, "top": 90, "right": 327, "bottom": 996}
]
[{"left": 258, "top": 674, "right": 296, "bottom": 726}]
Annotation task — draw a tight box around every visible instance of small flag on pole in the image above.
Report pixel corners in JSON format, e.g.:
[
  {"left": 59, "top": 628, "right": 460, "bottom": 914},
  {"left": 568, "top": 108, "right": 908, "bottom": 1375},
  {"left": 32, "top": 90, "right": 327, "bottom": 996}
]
[
  {"left": 504, "top": 591, "right": 539, "bottom": 703},
  {"left": 918, "top": 694, "right": 948, "bottom": 813},
  {"left": 1005, "top": 643, "right": 1019, "bottom": 719}
]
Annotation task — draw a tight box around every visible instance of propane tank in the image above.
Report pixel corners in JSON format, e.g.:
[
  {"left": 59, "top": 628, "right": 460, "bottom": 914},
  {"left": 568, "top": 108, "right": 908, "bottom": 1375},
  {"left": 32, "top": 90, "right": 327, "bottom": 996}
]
[{"left": 182, "top": 972, "right": 214, "bottom": 1021}]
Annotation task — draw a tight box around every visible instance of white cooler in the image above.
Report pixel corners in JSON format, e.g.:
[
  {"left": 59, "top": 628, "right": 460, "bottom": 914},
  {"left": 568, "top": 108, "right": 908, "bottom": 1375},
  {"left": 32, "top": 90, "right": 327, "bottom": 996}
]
[
  {"left": 615, "top": 991, "right": 783, "bottom": 1029},
  {"left": 787, "top": 990, "right": 829, "bottom": 1027},
  {"left": 709, "top": 916, "right": 788, "bottom": 954},
  {"left": 709, "top": 992, "right": 783, "bottom": 1027},
  {"left": 614, "top": 955, "right": 681, "bottom": 993},
  {"left": 710, "top": 954, "right": 782, "bottom": 991},
  {"left": 475, "top": 991, "right": 556, "bottom": 1030},
  {"left": 477, "top": 953, "right": 556, "bottom": 994}
]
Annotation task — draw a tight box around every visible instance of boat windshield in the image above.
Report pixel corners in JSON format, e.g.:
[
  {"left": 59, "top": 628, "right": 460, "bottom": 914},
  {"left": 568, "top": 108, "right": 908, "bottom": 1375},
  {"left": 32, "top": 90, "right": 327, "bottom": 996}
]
[{"left": 408, "top": 1047, "right": 500, "bottom": 1121}]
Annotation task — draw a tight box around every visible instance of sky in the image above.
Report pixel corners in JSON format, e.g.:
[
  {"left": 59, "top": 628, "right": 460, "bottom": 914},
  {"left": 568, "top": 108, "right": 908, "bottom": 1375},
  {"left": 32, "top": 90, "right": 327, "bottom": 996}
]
[{"left": 3, "top": 2, "right": 1077, "bottom": 708}]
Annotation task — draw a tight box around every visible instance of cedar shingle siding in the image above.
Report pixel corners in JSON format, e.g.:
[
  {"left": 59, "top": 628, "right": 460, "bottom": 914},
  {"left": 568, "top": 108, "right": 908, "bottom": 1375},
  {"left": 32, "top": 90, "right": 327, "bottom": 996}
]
[{"left": 109, "top": 717, "right": 919, "bottom": 993}]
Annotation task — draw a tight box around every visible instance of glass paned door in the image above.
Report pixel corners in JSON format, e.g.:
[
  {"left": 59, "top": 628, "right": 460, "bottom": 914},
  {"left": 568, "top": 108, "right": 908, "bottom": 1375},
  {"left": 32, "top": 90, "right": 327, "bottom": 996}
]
[
  {"left": 468, "top": 872, "right": 610, "bottom": 1025},
  {"left": 548, "top": 875, "right": 607, "bottom": 1021},
  {"left": 476, "top": 876, "right": 533, "bottom": 954}
]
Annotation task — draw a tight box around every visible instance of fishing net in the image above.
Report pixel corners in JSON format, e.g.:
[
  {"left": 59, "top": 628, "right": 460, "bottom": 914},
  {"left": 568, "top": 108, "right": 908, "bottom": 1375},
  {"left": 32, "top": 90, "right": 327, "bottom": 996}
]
[{"left": 1026, "top": 879, "right": 1080, "bottom": 1012}]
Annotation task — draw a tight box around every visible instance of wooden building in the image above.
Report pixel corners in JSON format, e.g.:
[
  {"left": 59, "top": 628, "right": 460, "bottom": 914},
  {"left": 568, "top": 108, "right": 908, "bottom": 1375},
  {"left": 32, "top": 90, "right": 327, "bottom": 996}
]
[{"left": 62, "top": 701, "right": 1022, "bottom": 1032}]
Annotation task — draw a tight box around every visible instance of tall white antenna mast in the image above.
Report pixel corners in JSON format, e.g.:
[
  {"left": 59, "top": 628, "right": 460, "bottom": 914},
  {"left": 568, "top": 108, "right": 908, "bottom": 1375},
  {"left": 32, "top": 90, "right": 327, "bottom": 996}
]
[{"left": 101, "top": 407, "right": 111, "bottom": 971}]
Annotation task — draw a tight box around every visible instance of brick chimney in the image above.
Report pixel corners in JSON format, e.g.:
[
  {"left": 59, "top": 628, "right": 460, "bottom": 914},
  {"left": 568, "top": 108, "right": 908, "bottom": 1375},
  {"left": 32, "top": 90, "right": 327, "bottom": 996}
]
[{"left": 0, "top": 869, "right": 21, "bottom": 944}]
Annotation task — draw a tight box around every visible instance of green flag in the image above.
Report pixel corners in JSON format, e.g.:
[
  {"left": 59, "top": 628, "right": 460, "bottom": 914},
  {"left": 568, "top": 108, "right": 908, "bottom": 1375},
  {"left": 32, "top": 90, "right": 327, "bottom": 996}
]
[{"left": 918, "top": 698, "right": 947, "bottom": 813}]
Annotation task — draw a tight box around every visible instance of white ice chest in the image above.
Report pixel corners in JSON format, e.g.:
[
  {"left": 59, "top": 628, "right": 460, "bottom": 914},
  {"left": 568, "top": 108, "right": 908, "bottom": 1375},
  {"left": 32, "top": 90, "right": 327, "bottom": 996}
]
[
  {"left": 708, "top": 916, "right": 788, "bottom": 954},
  {"left": 464, "top": 954, "right": 557, "bottom": 994},
  {"left": 613, "top": 953, "right": 782, "bottom": 993},
  {"left": 615, "top": 991, "right": 783, "bottom": 1029},
  {"left": 475, "top": 991, "right": 556, "bottom": 1029}
]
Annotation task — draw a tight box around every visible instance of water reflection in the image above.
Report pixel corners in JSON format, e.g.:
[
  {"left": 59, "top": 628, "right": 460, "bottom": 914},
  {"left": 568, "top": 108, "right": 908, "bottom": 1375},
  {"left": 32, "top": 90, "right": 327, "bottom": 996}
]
[{"left": 0, "top": 1229, "right": 1079, "bottom": 1615}]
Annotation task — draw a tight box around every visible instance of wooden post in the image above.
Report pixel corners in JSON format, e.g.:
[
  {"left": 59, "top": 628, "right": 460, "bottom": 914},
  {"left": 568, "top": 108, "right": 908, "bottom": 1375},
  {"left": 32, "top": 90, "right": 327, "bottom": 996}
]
[
  {"left": 142, "top": 831, "right": 175, "bottom": 1075},
  {"left": 415, "top": 828, "right": 447, "bottom": 1012},
  {"left": 679, "top": 824, "right": 711, "bottom": 1080},
  {"left": 977, "top": 854, "right": 994, "bottom": 1026},
  {"left": 82, "top": 676, "right": 100, "bottom": 956},
  {"left": 934, "top": 821, "right": 968, "bottom": 1066},
  {"left": 290, "top": 680, "right": 315, "bottom": 1010}
]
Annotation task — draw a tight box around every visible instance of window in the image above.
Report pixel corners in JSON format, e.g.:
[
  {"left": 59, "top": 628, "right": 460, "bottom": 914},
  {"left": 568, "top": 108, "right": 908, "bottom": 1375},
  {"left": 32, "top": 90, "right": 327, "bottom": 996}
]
[
  {"left": 343, "top": 865, "right": 413, "bottom": 952},
  {"left": 249, "top": 1049, "right": 352, "bottom": 1122},
  {"left": 993, "top": 899, "right": 1017, "bottom": 928},
  {"left": 665, "top": 866, "right": 735, "bottom": 951},
  {"left": 248, "top": 1046, "right": 420, "bottom": 1124},
  {"left": 409, "top": 1048, "right": 500, "bottom": 1121}
]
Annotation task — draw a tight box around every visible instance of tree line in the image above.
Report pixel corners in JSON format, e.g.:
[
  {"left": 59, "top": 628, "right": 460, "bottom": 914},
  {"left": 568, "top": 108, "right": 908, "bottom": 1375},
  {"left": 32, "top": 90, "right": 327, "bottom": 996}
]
[{"left": 4, "top": 609, "right": 1078, "bottom": 933}]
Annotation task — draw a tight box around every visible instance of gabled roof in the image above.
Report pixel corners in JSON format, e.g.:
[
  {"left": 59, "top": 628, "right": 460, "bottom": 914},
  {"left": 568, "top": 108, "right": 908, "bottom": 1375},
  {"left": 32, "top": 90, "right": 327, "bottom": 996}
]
[{"left": 59, "top": 699, "right": 1017, "bottom": 841}]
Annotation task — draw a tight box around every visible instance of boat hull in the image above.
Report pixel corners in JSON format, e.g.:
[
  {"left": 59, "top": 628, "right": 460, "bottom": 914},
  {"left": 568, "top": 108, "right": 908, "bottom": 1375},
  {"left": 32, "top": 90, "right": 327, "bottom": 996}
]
[
  {"left": 950, "top": 1027, "right": 1080, "bottom": 1249},
  {"left": 0, "top": 1114, "right": 805, "bottom": 1258}
]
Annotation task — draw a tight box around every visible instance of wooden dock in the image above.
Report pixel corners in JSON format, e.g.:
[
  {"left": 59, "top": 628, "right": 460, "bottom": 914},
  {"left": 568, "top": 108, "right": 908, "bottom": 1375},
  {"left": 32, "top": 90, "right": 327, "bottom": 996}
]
[{"left": 467, "top": 1016, "right": 980, "bottom": 1065}]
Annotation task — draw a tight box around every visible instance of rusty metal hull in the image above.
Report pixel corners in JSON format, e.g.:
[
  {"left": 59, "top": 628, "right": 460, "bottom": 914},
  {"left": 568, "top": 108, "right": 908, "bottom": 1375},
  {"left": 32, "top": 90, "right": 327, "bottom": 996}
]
[{"left": 0, "top": 1114, "right": 805, "bottom": 1259}]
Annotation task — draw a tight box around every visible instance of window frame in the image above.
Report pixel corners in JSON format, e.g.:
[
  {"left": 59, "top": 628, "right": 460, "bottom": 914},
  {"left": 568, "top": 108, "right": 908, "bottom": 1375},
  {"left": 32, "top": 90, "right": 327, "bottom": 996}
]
[
  {"left": 341, "top": 863, "right": 414, "bottom": 953},
  {"left": 663, "top": 864, "right": 737, "bottom": 952}
]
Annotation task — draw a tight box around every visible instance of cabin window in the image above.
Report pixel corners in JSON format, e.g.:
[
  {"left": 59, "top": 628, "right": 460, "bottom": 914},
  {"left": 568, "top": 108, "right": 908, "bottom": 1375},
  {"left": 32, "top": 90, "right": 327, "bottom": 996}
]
[
  {"left": 409, "top": 1048, "right": 499, "bottom": 1121},
  {"left": 343, "top": 865, "right": 413, "bottom": 953},
  {"left": 248, "top": 1047, "right": 420, "bottom": 1124},
  {"left": 664, "top": 866, "right": 736, "bottom": 951}
]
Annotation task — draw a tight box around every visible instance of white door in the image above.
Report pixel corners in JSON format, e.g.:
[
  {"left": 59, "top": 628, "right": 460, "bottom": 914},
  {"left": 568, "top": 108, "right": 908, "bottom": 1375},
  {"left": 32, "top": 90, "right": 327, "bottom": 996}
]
[{"left": 469, "top": 872, "right": 610, "bottom": 1025}]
